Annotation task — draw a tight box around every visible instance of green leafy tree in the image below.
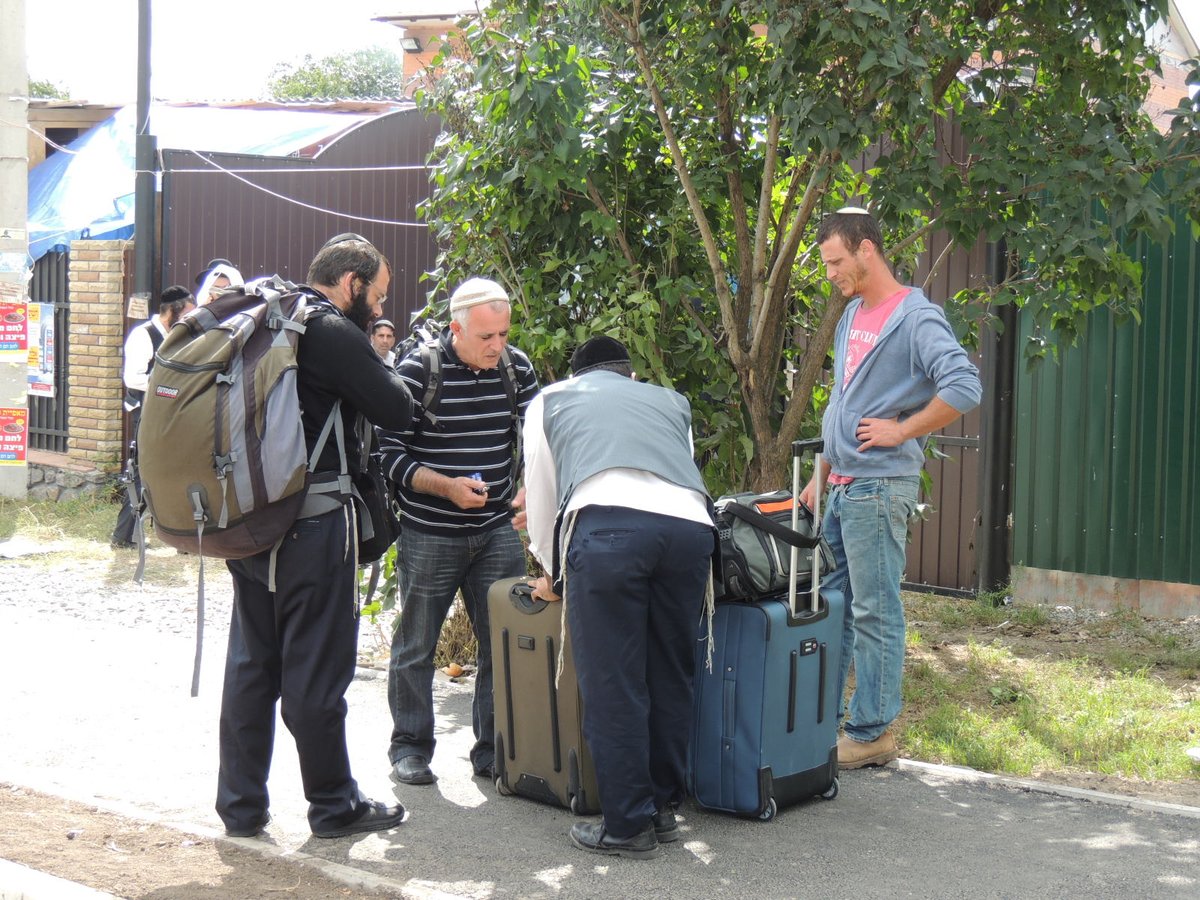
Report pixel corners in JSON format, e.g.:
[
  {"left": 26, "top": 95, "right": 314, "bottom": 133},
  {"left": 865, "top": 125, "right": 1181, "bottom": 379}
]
[
  {"left": 417, "top": 0, "right": 1200, "bottom": 492},
  {"left": 29, "top": 78, "right": 68, "bottom": 99},
  {"left": 268, "top": 47, "right": 405, "bottom": 99}
]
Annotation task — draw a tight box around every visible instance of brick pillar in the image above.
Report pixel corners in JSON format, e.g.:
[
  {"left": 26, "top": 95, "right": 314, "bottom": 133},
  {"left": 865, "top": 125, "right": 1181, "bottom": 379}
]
[{"left": 67, "top": 240, "right": 130, "bottom": 471}]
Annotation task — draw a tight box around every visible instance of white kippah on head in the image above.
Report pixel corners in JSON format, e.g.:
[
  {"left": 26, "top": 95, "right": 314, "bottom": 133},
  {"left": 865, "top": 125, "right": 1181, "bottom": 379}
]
[
  {"left": 836, "top": 206, "right": 871, "bottom": 215},
  {"left": 449, "top": 277, "right": 510, "bottom": 312}
]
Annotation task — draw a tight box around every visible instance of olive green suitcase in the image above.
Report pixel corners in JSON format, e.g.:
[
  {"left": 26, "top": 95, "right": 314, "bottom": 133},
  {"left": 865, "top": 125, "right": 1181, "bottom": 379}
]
[{"left": 488, "top": 576, "right": 600, "bottom": 814}]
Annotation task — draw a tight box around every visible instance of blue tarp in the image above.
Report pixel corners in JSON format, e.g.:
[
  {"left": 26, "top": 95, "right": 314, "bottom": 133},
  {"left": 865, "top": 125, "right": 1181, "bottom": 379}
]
[{"left": 27, "top": 104, "right": 383, "bottom": 262}]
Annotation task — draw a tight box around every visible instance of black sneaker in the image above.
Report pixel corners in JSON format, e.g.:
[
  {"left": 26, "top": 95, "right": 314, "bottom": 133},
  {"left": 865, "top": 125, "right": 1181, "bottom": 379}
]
[
  {"left": 569, "top": 822, "right": 660, "bottom": 860},
  {"left": 313, "top": 800, "right": 405, "bottom": 839},
  {"left": 651, "top": 809, "right": 680, "bottom": 842}
]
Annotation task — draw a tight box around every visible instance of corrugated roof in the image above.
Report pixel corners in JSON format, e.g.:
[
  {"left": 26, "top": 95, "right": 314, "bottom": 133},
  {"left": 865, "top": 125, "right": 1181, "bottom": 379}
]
[{"left": 26, "top": 102, "right": 402, "bottom": 261}]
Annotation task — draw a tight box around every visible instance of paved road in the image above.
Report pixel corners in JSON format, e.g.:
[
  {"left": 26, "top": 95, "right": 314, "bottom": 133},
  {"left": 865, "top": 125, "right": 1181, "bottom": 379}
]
[{"left": 1, "top": 559, "right": 1198, "bottom": 899}]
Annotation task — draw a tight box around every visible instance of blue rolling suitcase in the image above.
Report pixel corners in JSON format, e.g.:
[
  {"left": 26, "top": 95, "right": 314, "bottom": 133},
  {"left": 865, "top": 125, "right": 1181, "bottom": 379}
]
[{"left": 689, "top": 439, "right": 841, "bottom": 820}]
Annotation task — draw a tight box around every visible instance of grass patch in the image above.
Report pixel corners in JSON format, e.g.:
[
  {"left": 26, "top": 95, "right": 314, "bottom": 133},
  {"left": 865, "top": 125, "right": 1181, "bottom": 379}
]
[
  {"left": 0, "top": 495, "right": 214, "bottom": 588},
  {"left": 902, "top": 597, "right": 1200, "bottom": 785},
  {"left": 0, "top": 495, "right": 118, "bottom": 545}
]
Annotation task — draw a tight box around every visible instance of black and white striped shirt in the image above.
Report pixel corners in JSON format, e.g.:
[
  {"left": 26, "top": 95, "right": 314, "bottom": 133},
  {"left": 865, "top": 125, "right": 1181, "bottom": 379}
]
[{"left": 379, "top": 329, "right": 539, "bottom": 535}]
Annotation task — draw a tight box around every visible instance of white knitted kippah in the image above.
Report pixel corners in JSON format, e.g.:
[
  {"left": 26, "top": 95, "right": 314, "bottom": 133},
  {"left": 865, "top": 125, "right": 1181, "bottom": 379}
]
[{"left": 449, "top": 277, "right": 510, "bottom": 312}]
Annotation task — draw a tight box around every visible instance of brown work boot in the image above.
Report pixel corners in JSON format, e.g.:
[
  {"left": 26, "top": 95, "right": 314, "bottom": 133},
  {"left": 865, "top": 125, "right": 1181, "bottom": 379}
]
[{"left": 837, "top": 731, "right": 899, "bottom": 769}]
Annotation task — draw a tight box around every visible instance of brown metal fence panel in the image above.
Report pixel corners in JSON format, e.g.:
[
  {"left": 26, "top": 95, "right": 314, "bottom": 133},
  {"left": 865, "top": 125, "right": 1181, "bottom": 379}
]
[
  {"left": 160, "top": 107, "right": 440, "bottom": 330},
  {"left": 903, "top": 232, "right": 989, "bottom": 594}
]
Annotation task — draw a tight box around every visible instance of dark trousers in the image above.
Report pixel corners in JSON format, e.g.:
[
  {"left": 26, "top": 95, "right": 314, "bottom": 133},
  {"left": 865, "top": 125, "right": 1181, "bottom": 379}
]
[
  {"left": 565, "top": 505, "right": 715, "bottom": 839},
  {"left": 110, "top": 409, "right": 140, "bottom": 545},
  {"left": 216, "top": 507, "right": 365, "bottom": 834}
]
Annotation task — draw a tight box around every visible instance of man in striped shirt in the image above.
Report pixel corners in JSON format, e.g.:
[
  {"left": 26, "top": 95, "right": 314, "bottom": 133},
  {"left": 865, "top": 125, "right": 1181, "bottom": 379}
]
[{"left": 379, "top": 278, "right": 539, "bottom": 787}]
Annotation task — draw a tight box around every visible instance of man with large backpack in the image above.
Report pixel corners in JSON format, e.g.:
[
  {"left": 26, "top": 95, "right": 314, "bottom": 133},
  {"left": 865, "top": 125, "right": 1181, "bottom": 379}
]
[
  {"left": 215, "top": 234, "right": 414, "bottom": 840},
  {"left": 379, "top": 277, "right": 539, "bottom": 787},
  {"left": 110, "top": 285, "right": 195, "bottom": 549}
]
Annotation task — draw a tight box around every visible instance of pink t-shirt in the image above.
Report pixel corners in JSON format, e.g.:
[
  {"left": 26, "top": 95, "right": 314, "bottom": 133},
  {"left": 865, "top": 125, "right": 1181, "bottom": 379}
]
[{"left": 827, "top": 289, "right": 909, "bottom": 486}]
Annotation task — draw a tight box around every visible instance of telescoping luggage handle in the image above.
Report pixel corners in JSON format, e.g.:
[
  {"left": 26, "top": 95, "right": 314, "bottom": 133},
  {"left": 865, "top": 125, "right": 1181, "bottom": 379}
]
[{"left": 789, "top": 439, "right": 825, "bottom": 617}]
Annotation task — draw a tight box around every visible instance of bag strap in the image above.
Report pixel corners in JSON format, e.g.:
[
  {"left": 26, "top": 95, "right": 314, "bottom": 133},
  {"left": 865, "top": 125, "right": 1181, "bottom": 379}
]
[
  {"left": 722, "top": 500, "right": 820, "bottom": 549},
  {"left": 415, "top": 339, "right": 441, "bottom": 428},
  {"left": 497, "top": 347, "right": 523, "bottom": 474}
]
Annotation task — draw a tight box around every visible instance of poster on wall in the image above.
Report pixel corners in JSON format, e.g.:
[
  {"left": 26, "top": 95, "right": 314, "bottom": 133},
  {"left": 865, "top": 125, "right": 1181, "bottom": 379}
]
[
  {"left": 0, "top": 300, "right": 28, "bottom": 359},
  {"left": 0, "top": 407, "right": 28, "bottom": 466},
  {"left": 26, "top": 304, "right": 55, "bottom": 398}
]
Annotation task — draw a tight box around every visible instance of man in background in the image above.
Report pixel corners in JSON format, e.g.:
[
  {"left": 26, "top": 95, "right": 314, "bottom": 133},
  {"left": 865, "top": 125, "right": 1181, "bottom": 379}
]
[
  {"left": 195, "top": 258, "right": 244, "bottom": 306},
  {"left": 110, "top": 285, "right": 195, "bottom": 549},
  {"left": 370, "top": 318, "right": 397, "bottom": 366}
]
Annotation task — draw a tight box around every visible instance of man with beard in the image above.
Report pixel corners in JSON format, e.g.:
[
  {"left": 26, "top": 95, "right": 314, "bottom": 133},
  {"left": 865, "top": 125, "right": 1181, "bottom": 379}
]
[
  {"left": 216, "top": 234, "right": 415, "bottom": 840},
  {"left": 379, "top": 277, "right": 539, "bottom": 787},
  {"left": 799, "top": 208, "right": 980, "bottom": 770}
]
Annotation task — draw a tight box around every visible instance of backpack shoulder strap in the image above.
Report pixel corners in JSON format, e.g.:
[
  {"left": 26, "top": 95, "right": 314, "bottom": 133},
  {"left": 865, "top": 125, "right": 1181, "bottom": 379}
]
[
  {"left": 497, "top": 347, "right": 519, "bottom": 419},
  {"left": 498, "top": 347, "right": 524, "bottom": 480},
  {"left": 146, "top": 320, "right": 166, "bottom": 353},
  {"left": 417, "top": 338, "right": 442, "bottom": 429}
]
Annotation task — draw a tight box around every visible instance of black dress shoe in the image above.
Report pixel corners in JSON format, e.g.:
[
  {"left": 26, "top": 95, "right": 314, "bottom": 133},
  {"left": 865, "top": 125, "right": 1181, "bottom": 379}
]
[
  {"left": 569, "top": 821, "right": 660, "bottom": 859},
  {"left": 651, "top": 809, "right": 680, "bottom": 842},
  {"left": 224, "top": 812, "right": 271, "bottom": 838},
  {"left": 312, "top": 800, "right": 405, "bottom": 839},
  {"left": 110, "top": 539, "right": 136, "bottom": 550},
  {"left": 472, "top": 762, "right": 495, "bottom": 780},
  {"left": 390, "top": 755, "right": 437, "bottom": 785}
]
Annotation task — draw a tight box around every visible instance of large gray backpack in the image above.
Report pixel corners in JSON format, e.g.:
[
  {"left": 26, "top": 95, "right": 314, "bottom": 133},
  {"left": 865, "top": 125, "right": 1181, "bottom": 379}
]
[{"left": 136, "top": 277, "right": 346, "bottom": 694}]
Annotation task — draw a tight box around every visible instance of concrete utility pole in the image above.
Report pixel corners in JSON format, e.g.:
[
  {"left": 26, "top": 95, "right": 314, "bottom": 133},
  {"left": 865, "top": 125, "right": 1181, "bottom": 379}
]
[
  {"left": 133, "top": 0, "right": 156, "bottom": 295},
  {"left": 0, "top": 0, "right": 29, "bottom": 498}
]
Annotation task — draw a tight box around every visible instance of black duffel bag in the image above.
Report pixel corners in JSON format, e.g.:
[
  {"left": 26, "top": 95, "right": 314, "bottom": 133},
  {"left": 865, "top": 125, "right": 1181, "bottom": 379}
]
[{"left": 714, "top": 490, "right": 832, "bottom": 602}]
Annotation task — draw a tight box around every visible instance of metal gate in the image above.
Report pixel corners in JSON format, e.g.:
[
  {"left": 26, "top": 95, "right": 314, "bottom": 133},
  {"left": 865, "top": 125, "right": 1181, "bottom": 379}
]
[{"left": 27, "top": 252, "right": 70, "bottom": 453}]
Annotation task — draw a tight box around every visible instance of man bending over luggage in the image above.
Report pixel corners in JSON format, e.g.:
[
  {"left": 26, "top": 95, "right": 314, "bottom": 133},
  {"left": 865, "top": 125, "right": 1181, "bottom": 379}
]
[
  {"left": 517, "top": 336, "right": 717, "bottom": 860},
  {"left": 799, "top": 208, "right": 981, "bottom": 769},
  {"left": 216, "top": 234, "right": 413, "bottom": 839}
]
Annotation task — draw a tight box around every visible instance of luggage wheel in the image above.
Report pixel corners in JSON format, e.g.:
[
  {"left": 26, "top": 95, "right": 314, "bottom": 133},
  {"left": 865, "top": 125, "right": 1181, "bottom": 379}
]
[
  {"left": 495, "top": 776, "right": 514, "bottom": 796},
  {"left": 569, "top": 795, "right": 583, "bottom": 815},
  {"left": 821, "top": 778, "right": 839, "bottom": 800},
  {"left": 758, "top": 798, "right": 777, "bottom": 821}
]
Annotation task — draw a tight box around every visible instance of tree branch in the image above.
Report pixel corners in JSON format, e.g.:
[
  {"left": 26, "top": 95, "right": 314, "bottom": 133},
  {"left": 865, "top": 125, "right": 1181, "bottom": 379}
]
[
  {"left": 774, "top": 290, "right": 849, "bottom": 450},
  {"left": 602, "top": 3, "right": 744, "bottom": 366},
  {"left": 748, "top": 115, "right": 783, "bottom": 349},
  {"left": 584, "top": 175, "right": 638, "bottom": 269},
  {"left": 922, "top": 236, "right": 957, "bottom": 294},
  {"left": 754, "top": 160, "right": 832, "bottom": 360},
  {"left": 717, "top": 75, "right": 754, "bottom": 338}
]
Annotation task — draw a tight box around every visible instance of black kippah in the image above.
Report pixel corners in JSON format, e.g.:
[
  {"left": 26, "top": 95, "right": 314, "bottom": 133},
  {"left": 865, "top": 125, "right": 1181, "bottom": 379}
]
[{"left": 570, "top": 335, "right": 631, "bottom": 375}]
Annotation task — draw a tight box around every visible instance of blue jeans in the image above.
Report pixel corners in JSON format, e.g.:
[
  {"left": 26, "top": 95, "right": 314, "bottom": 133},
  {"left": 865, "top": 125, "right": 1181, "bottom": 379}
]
[
  {"left": 387, "top": 523, "right": 525, "bottom": 773},
  {"left": 822, "top": 476, "right": 919, "bottom": 743}
]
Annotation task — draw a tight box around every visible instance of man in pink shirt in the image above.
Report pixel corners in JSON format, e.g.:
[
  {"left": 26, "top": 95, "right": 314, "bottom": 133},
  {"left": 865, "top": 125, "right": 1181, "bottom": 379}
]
[{"left": 801, "top": 208, "right": 981, "bottom": 769}]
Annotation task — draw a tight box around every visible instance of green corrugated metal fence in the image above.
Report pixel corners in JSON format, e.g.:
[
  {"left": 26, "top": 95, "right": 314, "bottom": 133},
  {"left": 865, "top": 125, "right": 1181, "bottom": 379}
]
[{"left": 1012, "top": 207, "right": 1199, "bottom": 585}]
